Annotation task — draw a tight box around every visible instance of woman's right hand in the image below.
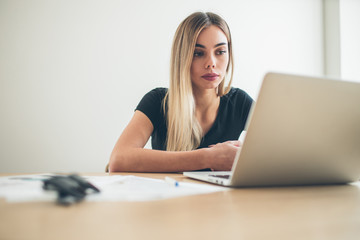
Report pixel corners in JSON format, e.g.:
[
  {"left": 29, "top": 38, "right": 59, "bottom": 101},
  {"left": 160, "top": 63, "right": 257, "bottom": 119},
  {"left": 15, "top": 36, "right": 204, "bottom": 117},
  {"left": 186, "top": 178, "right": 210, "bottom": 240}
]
[{"left": 207, "top": 141, "right": 242, "bottom": 171}]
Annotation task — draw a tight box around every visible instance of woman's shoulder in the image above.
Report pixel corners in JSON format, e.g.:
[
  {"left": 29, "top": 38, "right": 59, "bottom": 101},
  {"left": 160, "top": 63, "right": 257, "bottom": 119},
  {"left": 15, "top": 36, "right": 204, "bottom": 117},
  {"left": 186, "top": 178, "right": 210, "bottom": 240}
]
[
  {"left": 141, "top": 87, "right": 168, "bottom": 101},
  {"left": 148, "top": 87, "right": 168, "bottom": 94},
  {"left": 135, "top": 88, "right": 168, "bottom": 129},
  {"left": 145, "top": 87, "right": 168, "bottom": 98},
  {"left": 222, "top": 87, "right": 252, "bottom": 101},
  {"left": 219, "top": 87, "right": 254, "bottom": 120}
]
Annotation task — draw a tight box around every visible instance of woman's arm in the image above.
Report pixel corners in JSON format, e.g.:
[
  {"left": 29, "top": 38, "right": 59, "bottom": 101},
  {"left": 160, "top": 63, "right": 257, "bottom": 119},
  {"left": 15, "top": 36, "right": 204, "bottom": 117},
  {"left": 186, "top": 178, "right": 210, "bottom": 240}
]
[{"left": 109, "top": 110, "right": 238, "bottom": 172}]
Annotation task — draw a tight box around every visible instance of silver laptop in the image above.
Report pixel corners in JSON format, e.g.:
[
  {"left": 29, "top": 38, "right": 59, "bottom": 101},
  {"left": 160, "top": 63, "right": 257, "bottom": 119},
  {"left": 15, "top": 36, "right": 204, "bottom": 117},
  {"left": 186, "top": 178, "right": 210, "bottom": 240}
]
[{"left": 184, "top": 72, "right": 360, "bottom": 187}]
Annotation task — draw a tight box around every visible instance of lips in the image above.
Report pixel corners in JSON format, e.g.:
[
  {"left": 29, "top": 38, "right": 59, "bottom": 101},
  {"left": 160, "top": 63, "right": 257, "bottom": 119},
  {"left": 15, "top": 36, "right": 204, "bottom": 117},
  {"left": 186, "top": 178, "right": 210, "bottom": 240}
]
[{"left": 201, "top": 73, "right": 219, "bottom": 81}]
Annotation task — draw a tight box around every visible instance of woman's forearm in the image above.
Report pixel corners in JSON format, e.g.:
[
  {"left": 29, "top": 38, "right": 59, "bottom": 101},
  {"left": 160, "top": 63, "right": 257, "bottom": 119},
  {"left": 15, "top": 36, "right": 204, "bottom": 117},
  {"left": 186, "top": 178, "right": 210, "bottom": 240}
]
[{"left": 109, "top": 147, "right": 211, "bottom": 173}]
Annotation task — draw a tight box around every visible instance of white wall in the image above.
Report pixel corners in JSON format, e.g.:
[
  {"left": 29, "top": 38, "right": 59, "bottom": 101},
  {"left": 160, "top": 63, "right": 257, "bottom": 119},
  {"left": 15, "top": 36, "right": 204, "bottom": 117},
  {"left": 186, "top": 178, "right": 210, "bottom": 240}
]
[
  {"left": 340, "top": 0, "right": 360, "bottom": 82},
  {"left": 0, "top": 0, "right": 323, "bottom": 173}
]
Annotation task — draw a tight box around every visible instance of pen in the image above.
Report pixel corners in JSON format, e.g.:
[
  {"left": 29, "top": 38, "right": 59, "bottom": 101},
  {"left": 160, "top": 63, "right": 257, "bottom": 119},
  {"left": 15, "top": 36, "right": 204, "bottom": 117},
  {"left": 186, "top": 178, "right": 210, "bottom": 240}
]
[{"left": 165, "top": 177, "right": 179, "bottom": 187}]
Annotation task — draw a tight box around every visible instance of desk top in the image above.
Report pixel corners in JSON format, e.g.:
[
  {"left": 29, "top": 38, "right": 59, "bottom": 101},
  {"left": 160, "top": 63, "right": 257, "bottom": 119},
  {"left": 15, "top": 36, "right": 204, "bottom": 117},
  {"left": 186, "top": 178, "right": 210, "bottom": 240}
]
[{"left": 1, "top": 172, "right": 360, "bottom": 240}]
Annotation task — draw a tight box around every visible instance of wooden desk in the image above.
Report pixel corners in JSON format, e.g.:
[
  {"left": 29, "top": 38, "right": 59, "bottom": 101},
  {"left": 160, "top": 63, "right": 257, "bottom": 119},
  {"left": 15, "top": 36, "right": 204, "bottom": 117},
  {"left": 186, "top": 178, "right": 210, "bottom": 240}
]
[{"left": 1, "top": 173, "right": 360, "bottom": 240}]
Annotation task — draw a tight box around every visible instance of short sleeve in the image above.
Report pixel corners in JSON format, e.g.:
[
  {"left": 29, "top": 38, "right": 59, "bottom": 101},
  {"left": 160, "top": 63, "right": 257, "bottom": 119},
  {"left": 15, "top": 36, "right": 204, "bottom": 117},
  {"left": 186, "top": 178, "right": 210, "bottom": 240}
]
[
  {"left": 225, "top": 88, "right": 253, "bottom": 123},
  {"left": 199, "top": 87, "right": 253, "bottom": 148},
  {"left": 135, "top": 88, "right": 167, "bottom": 129},
  {"left": 236, "top": 89, "right": 254, "bottom": 126}
]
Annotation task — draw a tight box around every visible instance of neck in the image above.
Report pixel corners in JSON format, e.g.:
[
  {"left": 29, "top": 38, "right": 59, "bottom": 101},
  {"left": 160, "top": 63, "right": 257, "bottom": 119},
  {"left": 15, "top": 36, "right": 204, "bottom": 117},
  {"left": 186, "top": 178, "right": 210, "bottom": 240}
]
[
  {"left": 192, "top": 87, "right": 220, "bottom": 135},
  {"left": 193, "top": 88, "right": 219, "bottom": 111}
]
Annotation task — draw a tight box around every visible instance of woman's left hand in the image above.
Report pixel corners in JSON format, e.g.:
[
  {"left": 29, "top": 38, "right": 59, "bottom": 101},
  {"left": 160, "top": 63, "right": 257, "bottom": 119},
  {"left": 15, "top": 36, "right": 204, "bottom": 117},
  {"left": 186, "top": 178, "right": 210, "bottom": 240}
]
[{"left": 206, "top": 140, "right": 242, "bottom": 171}]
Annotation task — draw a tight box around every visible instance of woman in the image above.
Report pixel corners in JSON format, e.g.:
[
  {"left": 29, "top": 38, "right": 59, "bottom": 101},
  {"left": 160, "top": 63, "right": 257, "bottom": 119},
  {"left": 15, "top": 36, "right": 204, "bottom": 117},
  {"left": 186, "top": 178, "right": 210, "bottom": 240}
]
[{"left": 109, "top": 12, "right": 253, "bottom": 172}]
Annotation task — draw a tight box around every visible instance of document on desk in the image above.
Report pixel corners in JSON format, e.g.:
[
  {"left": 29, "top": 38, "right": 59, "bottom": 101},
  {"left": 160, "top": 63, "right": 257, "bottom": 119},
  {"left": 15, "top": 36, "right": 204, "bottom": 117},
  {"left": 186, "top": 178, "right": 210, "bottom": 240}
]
[
  {"left": 0, "top": 174, "right": 57, "bottom": 202},
  {"left": 0, "top": 174, "right": 227, "bottom": 202}
]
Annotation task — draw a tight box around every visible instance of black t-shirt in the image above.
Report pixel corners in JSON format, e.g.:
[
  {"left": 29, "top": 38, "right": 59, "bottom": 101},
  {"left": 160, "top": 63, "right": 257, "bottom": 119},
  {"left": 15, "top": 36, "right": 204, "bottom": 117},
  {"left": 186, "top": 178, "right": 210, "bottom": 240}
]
[{"left": 136, "top": 87, "right": 253, "bottom": 150}]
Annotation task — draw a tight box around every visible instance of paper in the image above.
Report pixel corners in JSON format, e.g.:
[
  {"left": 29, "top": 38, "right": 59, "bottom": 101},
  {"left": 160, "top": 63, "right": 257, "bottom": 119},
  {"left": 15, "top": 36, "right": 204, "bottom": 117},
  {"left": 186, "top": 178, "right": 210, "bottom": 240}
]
[
  {"left": 0, "top": 174, "right": 57, "bottom": 202},
  {"left": 0, "top": 174, "right": 227, "bottom": 203}
]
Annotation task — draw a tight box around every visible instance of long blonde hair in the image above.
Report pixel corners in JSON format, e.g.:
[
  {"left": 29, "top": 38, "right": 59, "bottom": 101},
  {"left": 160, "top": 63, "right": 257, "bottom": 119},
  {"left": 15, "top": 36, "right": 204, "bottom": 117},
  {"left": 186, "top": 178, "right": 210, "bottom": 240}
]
[{"left": 164, "top": 12, "right": 234, "bottom": 151}]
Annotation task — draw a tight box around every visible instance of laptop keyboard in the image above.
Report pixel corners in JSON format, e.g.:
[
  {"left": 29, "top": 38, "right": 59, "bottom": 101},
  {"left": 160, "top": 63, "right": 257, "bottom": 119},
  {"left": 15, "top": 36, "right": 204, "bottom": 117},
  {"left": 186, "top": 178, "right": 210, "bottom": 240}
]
[{"left": 209, "top": 174, "right": 230, "bottom": 179}]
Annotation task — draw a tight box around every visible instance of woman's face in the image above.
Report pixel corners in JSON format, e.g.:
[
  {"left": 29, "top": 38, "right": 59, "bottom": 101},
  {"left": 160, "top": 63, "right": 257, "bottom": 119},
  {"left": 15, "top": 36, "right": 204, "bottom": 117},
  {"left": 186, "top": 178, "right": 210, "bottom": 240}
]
[{"left": 190, "top": 25, "right": 229, "bottom": 92}]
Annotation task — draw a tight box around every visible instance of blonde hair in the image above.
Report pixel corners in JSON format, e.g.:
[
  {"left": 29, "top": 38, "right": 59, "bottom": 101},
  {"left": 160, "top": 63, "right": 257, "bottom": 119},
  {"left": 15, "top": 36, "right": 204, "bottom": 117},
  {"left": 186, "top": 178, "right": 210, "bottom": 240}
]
[{"left": 164, "top": 12, "right": 234, "bottom": 151}]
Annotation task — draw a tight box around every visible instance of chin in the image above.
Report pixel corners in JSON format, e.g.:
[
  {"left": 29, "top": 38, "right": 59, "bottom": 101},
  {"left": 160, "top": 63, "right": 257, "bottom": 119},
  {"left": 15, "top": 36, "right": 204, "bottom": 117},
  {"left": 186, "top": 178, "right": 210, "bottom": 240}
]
[
  {"left": 192, "top": 79, "right": 222, "bottom": 91},
  {"left": 204, "top": 81, "right": 221, "bottom": 89}
]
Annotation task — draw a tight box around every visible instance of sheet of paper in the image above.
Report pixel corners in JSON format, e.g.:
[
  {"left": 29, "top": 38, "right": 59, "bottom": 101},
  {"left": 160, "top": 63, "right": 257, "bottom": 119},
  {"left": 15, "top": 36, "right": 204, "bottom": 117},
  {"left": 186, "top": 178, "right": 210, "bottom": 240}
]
[
  {"left": 0, "top": 174, "right": 57, "bottom": 202},
  {"left": 0, "top": 174, "right": 227, "bottom": 203}
]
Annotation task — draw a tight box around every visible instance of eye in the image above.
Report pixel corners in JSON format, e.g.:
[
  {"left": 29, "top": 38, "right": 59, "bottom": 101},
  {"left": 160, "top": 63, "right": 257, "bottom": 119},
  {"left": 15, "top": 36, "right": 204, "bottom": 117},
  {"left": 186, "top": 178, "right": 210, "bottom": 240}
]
[
  {"left": 194, "top": 50, "right": 204, "bottom": 57},
  {"left": 216, "top": 50, "right": 227, "bottom": 55}
]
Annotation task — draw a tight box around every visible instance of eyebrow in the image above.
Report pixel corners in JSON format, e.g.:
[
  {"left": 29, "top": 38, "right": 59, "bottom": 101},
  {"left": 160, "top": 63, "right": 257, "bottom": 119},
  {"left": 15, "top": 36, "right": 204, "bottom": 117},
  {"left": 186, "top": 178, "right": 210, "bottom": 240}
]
[{"left": 195, "top": 42, "right": 227, "bottom": 48}]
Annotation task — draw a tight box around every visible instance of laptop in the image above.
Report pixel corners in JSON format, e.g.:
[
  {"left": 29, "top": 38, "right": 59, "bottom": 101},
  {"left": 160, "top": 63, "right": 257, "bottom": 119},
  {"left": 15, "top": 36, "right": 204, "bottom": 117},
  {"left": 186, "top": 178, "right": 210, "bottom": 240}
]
[{"left": 184, "top": 72, "right": 360, "bottom": 187}]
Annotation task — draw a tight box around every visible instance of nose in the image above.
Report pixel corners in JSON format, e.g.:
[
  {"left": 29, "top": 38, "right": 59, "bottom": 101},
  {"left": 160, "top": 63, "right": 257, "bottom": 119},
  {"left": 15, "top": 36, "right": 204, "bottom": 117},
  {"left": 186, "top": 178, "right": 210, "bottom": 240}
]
[{"left": 205, "top": 54, "right": 216, "bottom": 69}]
